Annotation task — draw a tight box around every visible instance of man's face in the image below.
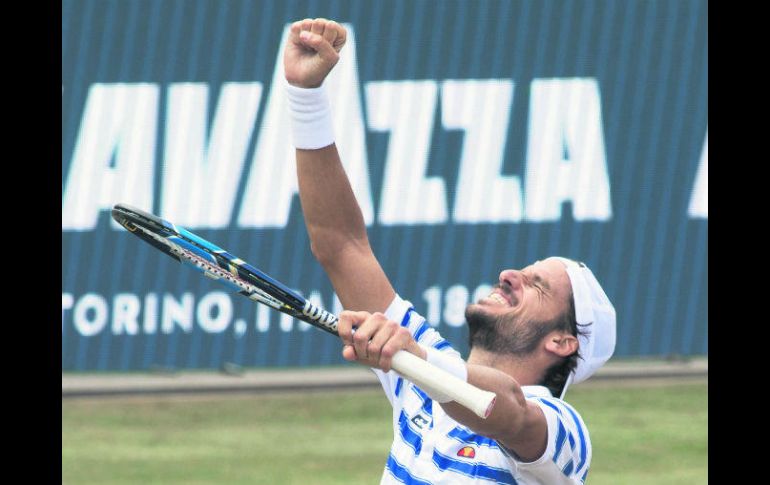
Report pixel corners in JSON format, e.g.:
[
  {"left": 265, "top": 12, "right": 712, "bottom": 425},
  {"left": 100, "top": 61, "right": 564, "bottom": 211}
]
[{"left": 465, "top": 258, "right": 574, "bottom": 355}]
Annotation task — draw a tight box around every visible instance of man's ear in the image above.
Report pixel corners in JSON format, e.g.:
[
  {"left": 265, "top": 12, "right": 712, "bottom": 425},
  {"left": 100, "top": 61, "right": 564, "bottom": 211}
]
[{"left": 544, "top": 331, "right": 578, "bottom": 357}]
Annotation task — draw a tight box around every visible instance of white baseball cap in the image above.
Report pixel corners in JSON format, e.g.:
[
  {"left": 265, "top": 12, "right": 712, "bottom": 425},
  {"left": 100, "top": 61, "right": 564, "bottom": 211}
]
[{"left": 554, "top": 257, "right": 617, "bottom": 398}]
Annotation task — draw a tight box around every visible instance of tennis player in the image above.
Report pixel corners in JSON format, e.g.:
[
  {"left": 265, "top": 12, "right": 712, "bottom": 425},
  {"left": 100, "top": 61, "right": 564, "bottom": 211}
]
[{"left": 283, "top": 18, "right": 616, "bottom": 484}]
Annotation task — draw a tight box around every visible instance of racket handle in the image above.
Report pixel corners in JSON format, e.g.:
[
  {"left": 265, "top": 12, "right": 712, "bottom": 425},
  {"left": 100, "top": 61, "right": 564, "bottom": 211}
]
[{"left": 390, "top": 350, "right": 497, "bottom": 419}]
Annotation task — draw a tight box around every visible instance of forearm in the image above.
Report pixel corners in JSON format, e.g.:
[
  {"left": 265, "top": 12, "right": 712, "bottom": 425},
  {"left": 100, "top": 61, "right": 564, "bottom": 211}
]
[
  {"left": 438, "top": 364, "right": 546, "bottom": 460},
  {"left": 440, "top": 365, "right": 525, "bottom": 434},
  {"left": 296, "top": 144, "right": 369, "bottom": 261},
  {"left": 296, "top": 145, "right": 394, "bottom": 312}
]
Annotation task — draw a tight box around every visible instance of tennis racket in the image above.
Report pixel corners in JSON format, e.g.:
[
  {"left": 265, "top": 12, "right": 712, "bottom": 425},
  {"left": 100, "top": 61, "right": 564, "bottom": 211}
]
[{"left": 112, "top": 203, "right": 496, "bottom": 418}]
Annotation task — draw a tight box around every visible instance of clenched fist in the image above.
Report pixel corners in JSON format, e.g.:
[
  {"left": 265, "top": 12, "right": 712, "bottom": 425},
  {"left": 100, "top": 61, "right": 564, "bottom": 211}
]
[{"left": 284, "top": 18, "right": 347, "bottom": 88}]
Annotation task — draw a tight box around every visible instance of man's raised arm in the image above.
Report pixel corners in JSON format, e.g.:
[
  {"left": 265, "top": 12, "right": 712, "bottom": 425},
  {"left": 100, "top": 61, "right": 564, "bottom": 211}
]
[{"left": 284, "top": 18, "right": 395, "bottom": 313}]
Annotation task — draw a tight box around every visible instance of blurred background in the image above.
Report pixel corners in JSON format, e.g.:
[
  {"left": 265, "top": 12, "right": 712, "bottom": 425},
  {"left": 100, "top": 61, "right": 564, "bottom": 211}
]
[{"left": 62, "top": 0, "right": 707, "bottom": 483}]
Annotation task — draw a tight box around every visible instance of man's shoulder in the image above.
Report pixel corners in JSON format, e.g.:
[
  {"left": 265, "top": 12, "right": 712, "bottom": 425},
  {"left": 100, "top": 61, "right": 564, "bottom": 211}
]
[{"left": 523, "top": 386, "right": 579, "bottom": 410}]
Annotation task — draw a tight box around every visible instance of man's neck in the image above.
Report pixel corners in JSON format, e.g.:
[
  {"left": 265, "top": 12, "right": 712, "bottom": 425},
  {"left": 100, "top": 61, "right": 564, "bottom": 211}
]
[{"left": 466, "top": 348, "right": 544, "bottom": 386}]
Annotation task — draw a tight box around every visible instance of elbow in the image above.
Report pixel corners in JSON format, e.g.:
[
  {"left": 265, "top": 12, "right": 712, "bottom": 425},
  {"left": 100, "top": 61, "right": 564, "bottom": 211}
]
[
  {"left": 309, "top": 239, "right": 335, "bottom": 267},
  {"left": 304, "top": 223, "right": 337, "bottom": 265},
  {"left": 304, "top": 217, "right": 370, "bottom": 268},
  {"left": 308, "top": 235, "right": 370, "bottom": 270}
]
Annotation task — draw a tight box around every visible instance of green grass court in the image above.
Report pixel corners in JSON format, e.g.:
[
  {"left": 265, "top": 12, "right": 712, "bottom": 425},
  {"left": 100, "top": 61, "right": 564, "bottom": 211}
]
[{"left": 62, "top": 381, "right": 707, "bottom": 484}]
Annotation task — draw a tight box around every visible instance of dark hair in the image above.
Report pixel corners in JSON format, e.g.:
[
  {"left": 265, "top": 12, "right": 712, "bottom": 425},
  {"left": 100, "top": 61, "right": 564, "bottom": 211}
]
[{"left": 540, "top": 295, "right": 591, "bottom": 397}]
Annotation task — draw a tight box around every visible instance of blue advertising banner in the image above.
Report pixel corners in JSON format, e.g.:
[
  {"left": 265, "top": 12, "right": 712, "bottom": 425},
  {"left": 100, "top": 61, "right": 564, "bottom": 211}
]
[{"left": 62, "top": 0, "right": 708, "bottom": 371}]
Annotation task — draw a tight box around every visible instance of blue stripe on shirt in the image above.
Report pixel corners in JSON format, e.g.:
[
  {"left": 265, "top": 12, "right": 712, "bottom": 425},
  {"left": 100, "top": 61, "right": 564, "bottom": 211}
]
[
  {"left": 553, "top": 420, "right": 567, "bottom": 461},
  {"left": 537, "top": 398, "right": 562, "bottom": 415},
  {"left": 412, "top": 385, "right": 429, "bottom": 402},
  {"left": 410, "top": 385, "right": 434, "bottom": 426},
  {"left": 413, "top": 320, "right": 430, "bottom": 341},
  {"left": 395, "top": 377, "right": 404, "bottom": 397},
  {"left": 561, "top": 402, "right": 588, "bottom": 475},
  {"left": 539, "top": 398, "right": 582, "bottom": 478},
  {"left": 400, "top": 308, "right": 414, "bottom": 328},
  {"left": 447, "top": 427, "right": 500, "bottom": 450},
  {"left": 411, "top": 386, "right": 432, "bottom": 412},
  {"left": 398, "top": 411, "right": 423, "bottom": 456},
  {"left": 432, "top": 449, "right": 517, "bottom": 484},
  {"left": 401, "top": 308, "right": 436, "bottom": 351},
  {"left": 386, "top": 454, "right": 432, "bottom": 485},
  {"left": 434, "top": 340, "right": 451, "bottom": 350},
  {"left": 542, "top": 398, "right": 587, "bottom": 476}
]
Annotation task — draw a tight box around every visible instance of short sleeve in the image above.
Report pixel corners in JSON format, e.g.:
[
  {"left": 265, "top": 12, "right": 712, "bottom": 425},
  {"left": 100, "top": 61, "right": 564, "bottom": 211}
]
[{"left": 512, "top": 397, "right": 592, "bottom": 484}]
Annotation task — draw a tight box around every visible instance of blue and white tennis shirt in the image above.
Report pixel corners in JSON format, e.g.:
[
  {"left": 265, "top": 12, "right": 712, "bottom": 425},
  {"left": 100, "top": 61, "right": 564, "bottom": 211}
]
[{"left": 373, "top": 295, "right": 591, "bottom": 485}]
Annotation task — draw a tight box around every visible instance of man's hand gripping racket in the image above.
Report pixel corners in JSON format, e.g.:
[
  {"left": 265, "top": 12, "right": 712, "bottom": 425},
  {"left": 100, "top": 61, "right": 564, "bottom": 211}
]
[{"left": 112, "top": 204, "right": 497, "bottom": 419}]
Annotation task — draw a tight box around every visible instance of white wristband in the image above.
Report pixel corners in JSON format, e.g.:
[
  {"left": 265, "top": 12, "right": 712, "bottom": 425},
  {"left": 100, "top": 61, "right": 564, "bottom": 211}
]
[
  {"left": 285, "top": 82, "right": 335, "bottom": 150},
  {"left": 421, "top": 345, "right": 468, "bottom": 403}
]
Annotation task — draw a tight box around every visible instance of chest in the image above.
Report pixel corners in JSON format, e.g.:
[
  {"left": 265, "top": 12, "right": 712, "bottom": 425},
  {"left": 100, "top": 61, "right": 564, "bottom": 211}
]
[{"left": 391, "top": 384, "right": 519, "bottom": 483}]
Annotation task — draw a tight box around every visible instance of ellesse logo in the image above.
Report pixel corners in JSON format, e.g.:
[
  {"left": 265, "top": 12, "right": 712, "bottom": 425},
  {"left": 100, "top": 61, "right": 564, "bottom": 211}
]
[{"left": 457, "top": 446, "right": 476, "bottom": 458}]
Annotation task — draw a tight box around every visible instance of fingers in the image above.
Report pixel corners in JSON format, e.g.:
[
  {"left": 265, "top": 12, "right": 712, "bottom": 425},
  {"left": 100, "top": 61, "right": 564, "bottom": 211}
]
[
  {"left": 379, "top": 326, "right": 413, "bottom": 372},
  {"left": 352, "top": 312, "right": 387, "bottom": 360},
  {"left": 290, "top": 20, "right": 303, "bottom": 36},
  {"left": 339, "top": 310, "right": 395, "bottom": 363},
  {"left": 321, "top": 23, "right": 337, "bottom": 47},
  {"left": 310, "top": 18, "right": 327, "bottom": 36},
  {"left": 342, "top": 344, "right": 357, "bottom": 362},
  {"left": 289, "top": 18, "right": 312, "bottom": 44},
  {"left": 299, "top": 31, "right": 338, "bottom": 63},
  {"left": 338, "top": 310, "right": 370, "bottom": 347},
  {"left": 366, "top": 318, "right": 399, "bottom": 368},
  {"left": 294, "top": 18, "right": 345, "bottom": 60},
  {"left": 321, "top": 20, "right": 343, "bottom": 51},
  {"left": 327, "top": 20, "right": 346, "bottom": 52},
  {"left": 338, "top": 311, "right": 418, "bottom": 373}
]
